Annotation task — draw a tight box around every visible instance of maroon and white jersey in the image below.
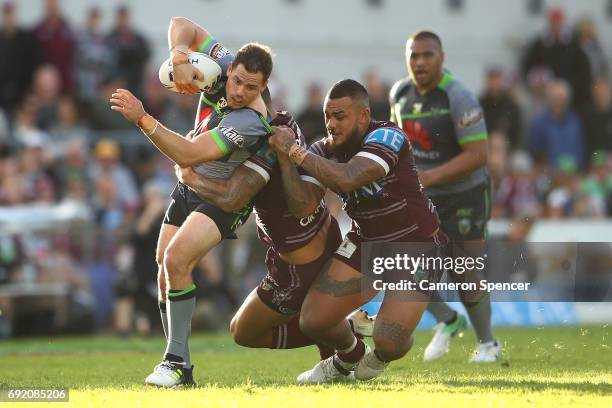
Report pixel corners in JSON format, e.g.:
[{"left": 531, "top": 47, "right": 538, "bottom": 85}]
[
  {"left": 243, "top": 112, "right": 331, "bottom": 254},
  {"left": 304, "top": 121, "right": 439, "bottom": 242}
]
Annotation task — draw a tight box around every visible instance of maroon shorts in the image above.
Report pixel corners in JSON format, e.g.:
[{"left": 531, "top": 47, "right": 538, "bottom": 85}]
[
  {"left": 257, "top": 216, "right": 342, "bottom": 315},
  {"left": 331, "top": 229, "right": 449, "bottom": 298}
]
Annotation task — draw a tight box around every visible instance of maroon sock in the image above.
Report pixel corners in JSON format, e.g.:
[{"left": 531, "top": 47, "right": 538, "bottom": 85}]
[
  {"left": 348, "top": 319, "right": 364, "bottom": 340},
  {"left": 337, "top": 336, "right": 366, "bottom": 364},
  {"left": 317, "top": 343, "right": 335, "bottom": 360},
  {"left": 270, "top": 315, "right": 316, "bottom": 349}
]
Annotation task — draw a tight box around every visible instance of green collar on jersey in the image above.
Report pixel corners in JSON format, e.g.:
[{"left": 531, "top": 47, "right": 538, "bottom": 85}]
[
  {"left": 437, "top": 71, "right": 454, "bottom": 90},
  {"left": 201, "top": 93, "right": 223, "bottom": 116},
  {"left": 258, "top": 114, "right": 273, "bottom": 133},
  {"left": 200, "top": 91, "right": 273, "bottom": 134}
]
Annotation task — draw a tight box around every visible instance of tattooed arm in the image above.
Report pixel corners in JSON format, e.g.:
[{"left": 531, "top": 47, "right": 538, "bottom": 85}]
[
  {"left": 277, "top": 154, "right": 325, "bottom": 218},
  {"left": 175, "top": 164, "right": 266, "bottom": 213},
  {"left": 299, "top": 154, "right": 385, "bottom": 194},
  {"left": 269, "top": 126, "right": 385, "bottom": 194}
]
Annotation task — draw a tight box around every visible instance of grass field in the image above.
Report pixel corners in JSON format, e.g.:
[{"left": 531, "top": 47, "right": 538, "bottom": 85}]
[{"left": 1, "top": 326, "right": 610, "bottom": 407}]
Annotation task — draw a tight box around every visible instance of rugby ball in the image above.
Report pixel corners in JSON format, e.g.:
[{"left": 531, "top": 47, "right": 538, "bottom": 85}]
[{"left": 158, "top": 52, "right": 222, "bottom": 93}]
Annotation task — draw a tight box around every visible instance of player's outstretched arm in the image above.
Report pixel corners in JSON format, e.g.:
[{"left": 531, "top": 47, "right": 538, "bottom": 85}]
[
  {"left": 175, "top": 164, "right": 267, "bottom": 213},
  {"left": 110, "top": 88, "right": 226, "bottom": 166},
  {"left": 269, "top": 127, "right": 386, "bottom": 194}
]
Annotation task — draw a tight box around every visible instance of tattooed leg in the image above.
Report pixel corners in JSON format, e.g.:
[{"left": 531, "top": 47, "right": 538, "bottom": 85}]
[
  {"left": 373, "top": 299, "right": 429, "bottom": 362},
  {"left": 299, "top": 259, "right": 377, "bottom": 350}
]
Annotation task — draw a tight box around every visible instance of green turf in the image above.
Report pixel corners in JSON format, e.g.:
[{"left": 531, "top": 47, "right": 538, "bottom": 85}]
[{"left": 0, "top": 326, "right": 610, "bottom": 407}]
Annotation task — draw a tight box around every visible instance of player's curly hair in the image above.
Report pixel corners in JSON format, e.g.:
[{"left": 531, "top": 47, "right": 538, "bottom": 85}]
[{"left": 232, "top": 43, "right": 273, "bottom": 82}]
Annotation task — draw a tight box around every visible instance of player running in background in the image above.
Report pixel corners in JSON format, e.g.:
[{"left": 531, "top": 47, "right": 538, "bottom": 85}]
[
  {"left": 176, "top": 110, "right": 373, "bottom": 359},
  {"left": 269, "top": 79, "right": 446, "bottom": 383},
  {"left": 110, "top": 17, "right": 273, "bottom": 386},
  {"left": 389, "top": 30, "right": 500, "bottom": 362}
]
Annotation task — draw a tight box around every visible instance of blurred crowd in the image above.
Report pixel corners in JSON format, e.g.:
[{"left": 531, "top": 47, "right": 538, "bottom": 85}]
[{"left": 0, "top": 1, "right": 610, "bottom": 337}]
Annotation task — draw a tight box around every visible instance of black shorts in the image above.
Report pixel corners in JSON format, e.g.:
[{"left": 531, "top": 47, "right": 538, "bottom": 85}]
[
  {"left": 163, "top": 182, "right": 253, "bottom": 239},
  {"left": 429, "top": 182, "right": 491, "bottom": 241},
  {"left": 256, "top": 216, "right": 342, "bottom": 315}
]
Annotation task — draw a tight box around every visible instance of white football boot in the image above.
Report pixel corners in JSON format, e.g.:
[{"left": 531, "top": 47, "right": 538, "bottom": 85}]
[
  {"left": 297, "top": 344, "right": 371, "bottom": 384},
  {"left": 423, "top": 314, "right": 468, "bottom": 361},
  {"left": 354, "top": 347, "right": 388, "bottom": 381},
  {"left": 469, "top": 339, "right": 501, "bottom": 363},
  {"left": 145, "top": 361, "right": 193, "bottom": 387},
  {"left": 348, "top": 309, "right": 376, "bottom": 337}
]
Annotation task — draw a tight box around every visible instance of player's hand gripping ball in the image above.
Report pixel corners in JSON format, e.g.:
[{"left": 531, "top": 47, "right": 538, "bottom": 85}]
[{"left": 159, "top": 52, "right": 222, "bottom": 94}]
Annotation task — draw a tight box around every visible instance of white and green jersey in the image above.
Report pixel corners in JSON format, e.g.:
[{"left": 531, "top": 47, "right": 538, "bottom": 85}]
[
  {"left": 189, "top": 35, "right": 272, "bottom": 180},
  {"left": 389, "top": 72, "right": 488, "bottom": 196}
]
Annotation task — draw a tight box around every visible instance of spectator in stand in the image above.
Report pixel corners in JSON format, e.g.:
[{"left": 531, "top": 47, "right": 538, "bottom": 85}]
[
  {"left": 545, "top": 156, "right": 601, "bottom": 219},
  {"left": 32, "top": 0, "right": 74, "bottom": 95},
  {"left": 493, "top": 150, "right": 541, "bottom": 219},
  {"left": 0, "top": 155, "right": 23, "bottom": 205},
  {"left": 49, "top": 96, "right": 88, "bottom": 159},
  {"left": 18, "top": 136, "right": 56, "bottom": 203},
  {"left": 574, "top": 17, "right": 608, "bottom": 79},
  {"left": 296, "top": 82, "right": 326, "bottom": 146},
  {"left": 142, "top": 72, "right": 170, "bottom": 119},
  {"left": 58, "top": 139, "right": 90, "bottom": 203},
  {"left": 365, "top": 69, "right": 390, "bottom": 121},
  {"left": 479, "top": 67, "right": 522, "bottom": 150},
  {"left": 487, "top": 131, "right": 509, "bottom": 195},
  {"left": 162, "top": 94, "right": 198, "bottom": 136},
  {"left": 31, "top": 65, "right": 62, "bottom": 132},
  {"left": 0, "top": 1, "right": 41, "bottom": 117},
  {"left": 88, "top": 76, "right": 133, "bottom": 130},
  {"left": 584, "top": 77, "right": 612, "bottom": 158},
  {"left": 90, "top": 139, "right": 139, "bottom": 217},
  {"left": 106, "top": 6, "right": 150, "bottom": 99},
  {"left": 521, "top": 7, "right": 592, "bottom": 115},
  {"left": 580, "top": 151, "right": 612, "bottom": 217},
  {"left": 13, "top": 96, "right": 51, "bottom": 151},
  {"left": 527, "top": 79, "right": 585, "bottom": 170},
  {"left": 523, "top": 67, "right": 553, "bottom": 118},
  {"left": 74, "top": 7, "right": 114, "bottom": 110}
]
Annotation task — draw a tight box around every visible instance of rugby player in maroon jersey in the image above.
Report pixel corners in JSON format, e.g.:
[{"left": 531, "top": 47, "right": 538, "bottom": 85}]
[
  {"left": 268, "top": 79, "right": 447, "bottom": 382},
  {"left": 176, "top": 109, "right": 374, "bottom": 359}
]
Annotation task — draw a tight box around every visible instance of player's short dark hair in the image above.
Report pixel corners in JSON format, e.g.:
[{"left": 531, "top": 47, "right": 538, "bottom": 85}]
[
  {"left": 409, "top": 30, "right": 443, "bottom": 49},
  {"left": 232, "top": 43, "right": 273, "bottom": 82},
  {"left": 327, "top": 79, "right": 370, "bottom": 107}
]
